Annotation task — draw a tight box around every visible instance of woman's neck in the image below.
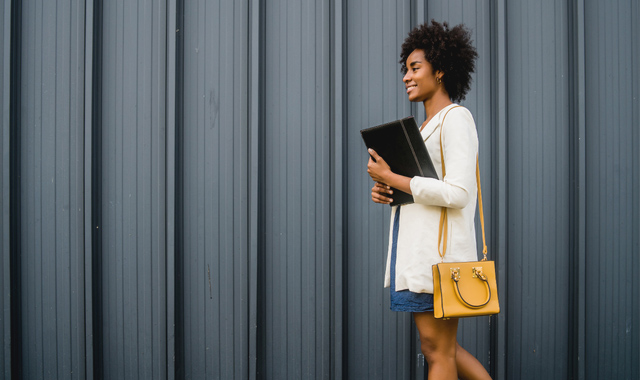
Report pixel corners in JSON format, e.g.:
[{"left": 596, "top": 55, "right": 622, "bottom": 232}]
[{"left": 423, "top": 92, "right": 453, "bottom": 125}]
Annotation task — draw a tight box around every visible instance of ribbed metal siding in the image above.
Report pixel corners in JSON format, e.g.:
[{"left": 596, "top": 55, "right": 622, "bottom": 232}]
[
  {"left": 584, "top": 0, "right": 640, "bottom": 378},
  {"left": 16, "top": 1, "right": 86, "bottom": 379},
  {"left": 97, "top": 1, "right": 167, "bottom": 378},
  {"left": 506, "top": 1, "right": 571, "bottom": 379},
  {"left": 344, "top": 0, "right": 412, "bottom": 378},
  {"left": 262, "top": 0, "right": 333, "bottom": 378},
  {"left": 1, "top": 0, "right": 639, "bottom": 379},
  {"left": 180, "top": 1, "right": 250, "bottom": 378},
  {"left": 1, "top": 1, "right": 10, "bottom": 378},
  {"left": 506, "top": 0, "right": 572, "bottom": 378}
]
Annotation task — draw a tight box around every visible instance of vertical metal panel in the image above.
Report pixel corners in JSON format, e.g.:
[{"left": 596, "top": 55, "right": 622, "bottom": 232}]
[
  {"left": 180, "top": 0, "right": 250, "bottom": 378},
  {"left": 262, "top": 0, "right": 332, "bottom": 378},
  {"left": 568, "top": 0, "right": 587, "bottom": 378},
  {"left": 165, "top": 0, "right": 178, "bottom": 379},
  {"left": 490, "top": 0, "right": 509, "bottom": 377},
  {"left": 344, "top": 0, "right": 414, "bottom": 378},
  {"left": 248, "top": 0, "right": 263, "bottom": 378},
  {"left": 1, "top": 0, "right": 10, "bottom": 377},
  {"left": 98, "top": 1, "right": 168, "bottom": 378},
  {"left": 424, "top": 0, "right": 494, "bottom": 371},
  {"left": 83, "top": 0, "right": 97, "bottom": 377},
  {"left": 584, "top": 0, "right": 640, "bottom": 378},
  {"left": 17, "top": 0, "right": 85, "bottom": 378},
  {"left": 505, "top": 0, "right": 572, "bottom": 378},
  {"left": 330, "top": 0, "right": 345, "bottom": 378},
  {"left": 7, "top": 0, "right": 21, "bottom": 377}
]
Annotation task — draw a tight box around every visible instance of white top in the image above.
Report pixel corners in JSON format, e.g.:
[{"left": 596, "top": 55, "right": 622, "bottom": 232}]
[{"left": 384, "top": 104, "right": 479, "bottom": 293}]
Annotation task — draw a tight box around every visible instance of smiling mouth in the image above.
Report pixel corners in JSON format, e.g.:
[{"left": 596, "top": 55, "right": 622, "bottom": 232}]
[{"left": 406, "top": 85, "right": 416, "bottom": 93}]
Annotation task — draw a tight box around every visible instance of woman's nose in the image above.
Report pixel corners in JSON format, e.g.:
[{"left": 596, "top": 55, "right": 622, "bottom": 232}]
[{"left": 403, "top": 71, "right": 410, "bottom": 83}]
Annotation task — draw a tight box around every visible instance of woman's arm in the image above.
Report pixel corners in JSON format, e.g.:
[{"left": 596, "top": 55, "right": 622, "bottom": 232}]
[
  {"left": 410, "top": 109, "right": 478, "bottom": 209},
  {"left": 367, "top": 108, "right": 478, "bottom": 208}
]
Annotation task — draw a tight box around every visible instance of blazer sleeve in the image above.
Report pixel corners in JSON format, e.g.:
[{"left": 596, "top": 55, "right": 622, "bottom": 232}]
[{"left": 409, "top": 108, "right": 478, "bottom": 209}]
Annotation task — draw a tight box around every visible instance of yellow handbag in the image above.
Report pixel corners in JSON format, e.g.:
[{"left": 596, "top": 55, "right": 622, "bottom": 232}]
[{"left": 432, "top": 107, "right": 500, "bottom": 319}]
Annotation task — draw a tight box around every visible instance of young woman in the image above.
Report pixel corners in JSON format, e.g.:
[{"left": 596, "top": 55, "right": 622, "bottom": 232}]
[{"left": 366, "top": 21, "right": 492, "bottom": 380}]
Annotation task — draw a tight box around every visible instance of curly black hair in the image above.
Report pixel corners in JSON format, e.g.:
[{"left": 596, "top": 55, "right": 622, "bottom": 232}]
[{"left": 400, "top": 20, "right": 478, "bottom": 103}]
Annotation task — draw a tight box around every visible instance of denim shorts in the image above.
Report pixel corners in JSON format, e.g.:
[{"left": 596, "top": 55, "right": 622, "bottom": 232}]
[{"left": 389, "top": 206, "right": 434, "bottom": 313}]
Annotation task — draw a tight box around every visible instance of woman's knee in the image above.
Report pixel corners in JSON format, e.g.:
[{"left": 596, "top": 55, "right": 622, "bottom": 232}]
[
  {"left": 419, "top": 333, "right": 457, "bottom": 363},
  {"left": 422, "top": 348, "right": 456, "bottom": 369}
]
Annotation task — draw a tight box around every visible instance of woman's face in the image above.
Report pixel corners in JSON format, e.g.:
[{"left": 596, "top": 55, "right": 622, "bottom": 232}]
[{"left": 403, "top": 49, "right": 442, "bottom": 103}]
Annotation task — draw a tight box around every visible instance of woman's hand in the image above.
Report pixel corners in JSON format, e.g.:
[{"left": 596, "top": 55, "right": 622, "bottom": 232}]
[
  {"left": 367, "top": 149, "right": 393, "bottom": 183},
  {"left": 372, "top": 182, "right": 393, "bottom": 204},
  {"left": 367, "top": 148, "right": 413, "bottom": 199}
]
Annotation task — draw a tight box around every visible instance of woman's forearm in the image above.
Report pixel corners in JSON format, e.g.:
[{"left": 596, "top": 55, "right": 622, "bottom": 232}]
[{"left": 384, "top": 172, "right": 413, "bottom": 195}]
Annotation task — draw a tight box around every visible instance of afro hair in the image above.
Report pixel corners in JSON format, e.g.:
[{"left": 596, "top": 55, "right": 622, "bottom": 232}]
[{"left": 400, "top": 20, "right": 478, "bottom": 103}]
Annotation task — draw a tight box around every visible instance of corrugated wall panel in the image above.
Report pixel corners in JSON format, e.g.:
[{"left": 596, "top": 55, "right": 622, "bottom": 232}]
[
  {"left": 98, "top": 1, "right": 167, "bottom": 378},
  {"left": 344, "top": 1, "right": 414, "bottom": 378},
  {"left": 1, "top": 0, "right": 10, "bottom": 378},
  {"left": 17, "top": 0, "right": 85, "bottom": 378},
  {"left": 584, "top": 0, "right": 640, "bottom": 378},
  {"left": 262, "top": 0, "right": 332, "bottom": 378},
  {"left": 1, "top": 0, "right": 639, "bottom": 378},
  {"left": 506, "top": 0, "right": 572, "bottom": 378},
  {"left": 180, "top": 0, "right": 250, "bottom": 378},
  {"left": 492, "top": 1, "right": 509, "bottom": 376},
  {"left": 424, "top": 0, "right": 495, "bottom": 370}
]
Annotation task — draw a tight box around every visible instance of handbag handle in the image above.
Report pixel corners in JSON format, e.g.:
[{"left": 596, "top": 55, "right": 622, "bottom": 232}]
[
  {"left": 451, "top": 267, "right": 492, "bottom": 308},
  {"left": 437, "top": 106, "right": 488, "bottom": 262}
]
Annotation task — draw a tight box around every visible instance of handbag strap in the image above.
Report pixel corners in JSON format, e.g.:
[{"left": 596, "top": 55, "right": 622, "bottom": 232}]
[
  {"left": 437, "top": 106, "right": 488, "bottom": 262},
  {"left": 476, "top": 159, "right": 488, "bottom": 261}
]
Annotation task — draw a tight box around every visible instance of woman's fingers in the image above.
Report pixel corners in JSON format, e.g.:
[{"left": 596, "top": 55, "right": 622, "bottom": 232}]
[
  {"left": 367, "top": 149, "right": 392, "bottom": 183},
  {"left": 374, "top": 182, "right": 393, "bottom": 194},
  {"left": 368, "top": 148, "right": 382, "bottom": 162},
  {"left": 367, "top": 150, "right": 393, "bottom": 201},
  {"left": 372, "top": 182, "right": 393, "bottom": 204},
  {"left": 372, "top": 191, "right": 391, "bottom": 204}
]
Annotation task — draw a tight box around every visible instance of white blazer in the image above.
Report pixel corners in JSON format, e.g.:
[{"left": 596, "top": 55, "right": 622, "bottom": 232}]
[{"left": 384, "top": 104, "right": 479, "bottom": 294}]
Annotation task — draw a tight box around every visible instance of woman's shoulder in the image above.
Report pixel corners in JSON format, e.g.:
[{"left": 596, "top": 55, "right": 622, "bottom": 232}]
[
  {"left": 447, "top": 104, "right": 473, "bottom": 117},
  {"left": 441, "top": 104, "right": 475, "bottom": 127}
]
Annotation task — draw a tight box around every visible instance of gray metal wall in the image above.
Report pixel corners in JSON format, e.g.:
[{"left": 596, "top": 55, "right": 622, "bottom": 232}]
[
  {"left": 97, "top": 1, "right": 169, "bottom": 378},
  {"left": 180, "top": 0, "right": 250, "bottom": 378},
  {"left": 505, "top": 0, "right": 572, "bottom": 377},
  {"left": 7, "top": 1, "right": 87, "bottom": 379},
  {"left": 1, "top": 1, "right": 10, "bottom": 379},
  {"left": 584, "top": 0, "right": 640, "bottom": 377},
  {"left": 1, "top": 0, "right": 639, "bottom": 379}
]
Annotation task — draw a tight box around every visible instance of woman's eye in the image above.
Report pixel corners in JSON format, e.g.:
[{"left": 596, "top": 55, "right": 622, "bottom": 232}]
[{"left": 413, "top": 68, "right": 419, "bottom": 72}]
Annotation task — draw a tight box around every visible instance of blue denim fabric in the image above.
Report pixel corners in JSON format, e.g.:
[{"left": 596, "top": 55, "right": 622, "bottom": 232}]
[{"left": 390, "top": 206, "right": 434, "bottom": 312}]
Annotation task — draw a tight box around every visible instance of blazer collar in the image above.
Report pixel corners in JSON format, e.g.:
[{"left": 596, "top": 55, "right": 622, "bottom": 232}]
[{"left": 420, "top": 104, "right": 458, "bottom": 142}]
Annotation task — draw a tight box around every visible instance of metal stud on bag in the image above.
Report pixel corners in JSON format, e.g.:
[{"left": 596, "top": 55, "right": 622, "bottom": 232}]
[
  {"left": 450, "top": 268, "right": 460, "bottom": 281},
  {"left": 472, "top": 267, "right": 487, "bottom": 280}
]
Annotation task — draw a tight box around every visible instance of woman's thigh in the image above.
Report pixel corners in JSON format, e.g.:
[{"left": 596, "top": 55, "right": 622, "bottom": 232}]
[{"left": 413, "top": 312, "right": 459, "bottom": 356}]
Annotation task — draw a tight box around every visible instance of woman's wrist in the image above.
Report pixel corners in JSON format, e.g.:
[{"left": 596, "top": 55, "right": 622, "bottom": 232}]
[{"left": 387, "top": 173, "right": 412, "bottom": 195}]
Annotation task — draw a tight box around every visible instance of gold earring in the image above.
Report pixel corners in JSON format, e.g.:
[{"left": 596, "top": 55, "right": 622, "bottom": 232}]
[{"left": 436, "top": 77, "right": 442, "bottom": 85}]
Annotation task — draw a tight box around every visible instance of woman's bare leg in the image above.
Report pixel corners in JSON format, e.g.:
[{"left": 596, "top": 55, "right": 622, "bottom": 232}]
[
  {"left": 456, "top": 342, "right": 492, "bottom": 380},
  {"left": 413, "top": 312, "right": 459, "bottom": 380}
]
